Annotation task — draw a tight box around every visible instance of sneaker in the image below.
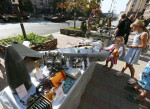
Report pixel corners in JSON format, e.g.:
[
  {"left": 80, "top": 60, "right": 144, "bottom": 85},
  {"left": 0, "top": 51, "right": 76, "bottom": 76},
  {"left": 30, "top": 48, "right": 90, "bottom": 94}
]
[
  {"left": 127, "top": 94, "right": 143, "bottom": 104},
  {"left": 102, "top": 65, "right": 108, "bottom": 68},
  {"left": 115, "top": 72, "right": 124, "bottom": 76},
  {"left": 128, "top": 78, "right": 136, "bottom": 85},
  {"left": 125, "top": 86, "right": 140, "bottom": 94}
]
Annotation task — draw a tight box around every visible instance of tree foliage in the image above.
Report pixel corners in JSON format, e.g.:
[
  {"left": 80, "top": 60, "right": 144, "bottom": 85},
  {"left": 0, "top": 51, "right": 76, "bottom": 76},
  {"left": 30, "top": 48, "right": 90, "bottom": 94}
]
[
  {"left": 58, "top": 0, "right": 102, "bottom": 16},
  {"left": 0, "top": 0, "right": 33, "bottom": 14},
  {"left": 19, "top": 0, "right": 33, "bottom": 13},
  {"left": 50, "top": 0, "right": 62, "bottom": 14},
  {"left": 0, "top": 0, "right": 11, "bottom": 14}
]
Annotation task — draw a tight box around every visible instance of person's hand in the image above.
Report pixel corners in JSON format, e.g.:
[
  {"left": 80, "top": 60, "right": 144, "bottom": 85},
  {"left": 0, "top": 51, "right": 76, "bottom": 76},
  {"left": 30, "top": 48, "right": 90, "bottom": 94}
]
[
  {"left": 126, "top": 45, "right": 131, "bottom": 48},
  {"left": 101, "top": 47, "right": 104, "bottom": 50},
  {"left": 113, "top": 34, "right": 116, "bottom": 37},
  {"left": 131, "top": 45, "right": 137, "bottom": 48},
  {"left": 126, "top": 45, "right": 137, "bottom": 48},
  {"left": 110, "top": 55, "right": 114, "bottom": 58},
  {"left": 116, "top": 55, "right": 119, "bottom": 58}
]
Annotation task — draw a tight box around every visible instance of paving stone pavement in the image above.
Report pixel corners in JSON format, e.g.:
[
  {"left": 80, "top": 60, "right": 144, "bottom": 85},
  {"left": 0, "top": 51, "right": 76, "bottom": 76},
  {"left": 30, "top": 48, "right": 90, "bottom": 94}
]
[
  {"left": 0, "top": 30, "right": 150, "bottom": 109},
  {"left": 52, "top": 32, "right": 87, "bottom": 48},
  {"left": 78, "top": 33, "right": 150, "bottom": 109}
]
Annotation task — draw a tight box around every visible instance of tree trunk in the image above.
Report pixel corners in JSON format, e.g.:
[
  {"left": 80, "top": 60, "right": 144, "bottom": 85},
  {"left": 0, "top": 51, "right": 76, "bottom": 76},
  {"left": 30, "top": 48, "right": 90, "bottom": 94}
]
[{"left": 15, "top": 4, "right": 27, "bottom": 39}]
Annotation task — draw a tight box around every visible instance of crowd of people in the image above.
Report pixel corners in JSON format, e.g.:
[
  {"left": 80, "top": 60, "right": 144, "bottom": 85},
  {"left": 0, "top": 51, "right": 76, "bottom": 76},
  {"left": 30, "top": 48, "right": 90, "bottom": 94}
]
[{"left": 102, "top": 13, "right": 150, "bottom": 104}]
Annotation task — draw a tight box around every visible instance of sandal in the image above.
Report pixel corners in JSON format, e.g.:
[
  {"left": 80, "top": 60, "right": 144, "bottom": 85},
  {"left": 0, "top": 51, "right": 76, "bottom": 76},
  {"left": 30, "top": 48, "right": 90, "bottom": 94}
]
[
  {"left": 127, "top": 94, "right": 143, "bottom": 104},
  {"left": 125, "top": 86, "right": 140, "bottom": 94},
  {"left": 115, "top": 72, "right": 124, "bottom": 76},
  {"left": 103, "top": 65, "right": 108, "bottom": 68},
  {"left": 128, "top": 78, "right": 136, "bottom": 85}
]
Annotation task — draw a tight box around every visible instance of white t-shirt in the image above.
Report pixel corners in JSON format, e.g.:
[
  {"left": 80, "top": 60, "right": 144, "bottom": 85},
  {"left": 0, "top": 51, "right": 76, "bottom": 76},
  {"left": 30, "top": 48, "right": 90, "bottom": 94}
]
[{"left": 104, "top": 44, "right": 123, "bottom": 57}]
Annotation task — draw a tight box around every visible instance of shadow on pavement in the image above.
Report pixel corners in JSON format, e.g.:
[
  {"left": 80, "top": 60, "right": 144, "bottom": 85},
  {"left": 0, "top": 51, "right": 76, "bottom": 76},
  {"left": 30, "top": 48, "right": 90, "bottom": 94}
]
[
  {"left": 139, "top": 56, "right": 149, "bottom": 62},
  {"left": 78, "top": 63, "right": 150, "bottom": 109},
  {"left": 139, "top": 52, "right": 150, "bottom": 62}
]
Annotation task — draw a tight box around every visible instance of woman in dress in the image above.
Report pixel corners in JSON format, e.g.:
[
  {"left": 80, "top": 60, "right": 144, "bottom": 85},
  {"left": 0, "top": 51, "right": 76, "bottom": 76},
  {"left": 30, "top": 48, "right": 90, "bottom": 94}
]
[{"left": 115, "top": 20, "right": 150, "bottom": 84}]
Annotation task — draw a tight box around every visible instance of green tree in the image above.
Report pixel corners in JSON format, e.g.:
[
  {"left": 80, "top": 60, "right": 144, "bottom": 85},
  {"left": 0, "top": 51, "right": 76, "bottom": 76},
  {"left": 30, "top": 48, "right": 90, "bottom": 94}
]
[
  {"left": 58, "top": 0, "right": 102, "bottom": 28},
  {"left": 50, "top": 0, "right": 62, "bottom": 14},
  {"left": 19, "top": 0, "right": 33, "bottom": 13},
  {"left": 0, "top": 0, "right": 11, "bottom": 14}
]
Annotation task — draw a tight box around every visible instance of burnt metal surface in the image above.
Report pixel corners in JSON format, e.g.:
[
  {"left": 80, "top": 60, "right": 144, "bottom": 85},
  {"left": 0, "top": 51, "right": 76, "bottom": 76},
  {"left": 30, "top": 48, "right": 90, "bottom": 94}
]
[{"left": 5, "top": 46, "right": 32, "bottom": 93}]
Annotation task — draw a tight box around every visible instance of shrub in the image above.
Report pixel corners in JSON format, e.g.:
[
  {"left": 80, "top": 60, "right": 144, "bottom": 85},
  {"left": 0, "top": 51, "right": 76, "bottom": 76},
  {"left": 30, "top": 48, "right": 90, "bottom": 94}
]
[
  {"left": 64, "top": 27, "right": 80, "bottom": 31},
  {"left": 87, "top": 33, "right": 111, "bottom": 39},
  {"left": 0, "top": 33, "right": 54, "bottom": 46},
  {"left": 91, "top": 25, "right": 96, "bottom": 27}
]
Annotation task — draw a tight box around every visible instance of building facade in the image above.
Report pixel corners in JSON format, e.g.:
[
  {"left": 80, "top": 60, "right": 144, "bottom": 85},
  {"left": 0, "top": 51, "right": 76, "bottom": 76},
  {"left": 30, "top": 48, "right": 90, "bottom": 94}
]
[
  {"left": 125, "top": 0, "right": 149, "bottom": 18},
  {"left": 30, "top": 0, "right": 53, "bottom": 15},
  {"left": 143, "top": 1, "right": 150, "bottom": 19},
  {"left": 30, "top": 0, "right": 51, "bottom": 9}
]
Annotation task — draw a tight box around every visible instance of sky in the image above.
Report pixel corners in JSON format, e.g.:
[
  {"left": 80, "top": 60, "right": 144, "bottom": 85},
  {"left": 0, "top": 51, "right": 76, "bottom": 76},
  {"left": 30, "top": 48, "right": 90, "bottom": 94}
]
[{"left": 101, "top": 0, "right": 129, "bottom": 14}]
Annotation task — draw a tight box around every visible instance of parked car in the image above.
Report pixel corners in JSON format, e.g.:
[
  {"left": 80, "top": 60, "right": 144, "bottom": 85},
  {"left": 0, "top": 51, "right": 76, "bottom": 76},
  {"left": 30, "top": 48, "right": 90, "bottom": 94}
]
[
  {"left": 78, "top": 17, "right": 87, "bottom": 21},
  {"left": 45, "top": 14, "right": 67, "bottom": 22},
  {"left": 0, "top": 15, "right": 5, "bottom": 23},
  {"left": 65, "top": 14, "right": 74, "bottom": 20},
  {"left": 0, "top": 14, "right": 30, "bottom": 22}
]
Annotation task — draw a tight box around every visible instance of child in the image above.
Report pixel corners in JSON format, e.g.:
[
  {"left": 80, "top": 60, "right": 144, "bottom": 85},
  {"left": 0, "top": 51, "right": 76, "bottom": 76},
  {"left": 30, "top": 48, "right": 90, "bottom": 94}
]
[
  {"left": 126, "top": 60, "right": 150, "bottom": 104},
  {"left": 102, "top": 37, "right": 123, "bottom": 72}
]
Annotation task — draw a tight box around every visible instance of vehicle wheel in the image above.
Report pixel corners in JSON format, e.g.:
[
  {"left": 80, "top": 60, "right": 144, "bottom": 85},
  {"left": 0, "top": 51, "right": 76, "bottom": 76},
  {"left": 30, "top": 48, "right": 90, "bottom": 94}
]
[
  {"left": 0, "top": 19, "right": 5, "bottom": 23},
  {"left": 67, "top": 30, "right": 70, "bottom": 36}
]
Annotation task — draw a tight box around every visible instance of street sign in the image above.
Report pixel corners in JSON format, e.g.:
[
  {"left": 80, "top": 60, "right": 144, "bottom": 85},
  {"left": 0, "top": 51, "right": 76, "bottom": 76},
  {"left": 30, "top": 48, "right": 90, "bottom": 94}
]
[{"left": 11, "top": 0, "right": 19, "bottom": 5}]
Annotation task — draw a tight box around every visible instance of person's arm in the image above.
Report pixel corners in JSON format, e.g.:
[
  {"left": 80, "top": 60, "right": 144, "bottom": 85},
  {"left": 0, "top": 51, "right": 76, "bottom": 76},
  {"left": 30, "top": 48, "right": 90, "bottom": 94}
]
[
  {"left": 114, "top": 28, "right": 119, "bottom": 37},
  {"left": 113, "top": 21, "right": 124, "bottom": 37},
  {"left": 130, "top": 33, "right": 148, "bottom": 48},
  {"left": 102, "top": 44, "right": 114, "bottom": 50}
]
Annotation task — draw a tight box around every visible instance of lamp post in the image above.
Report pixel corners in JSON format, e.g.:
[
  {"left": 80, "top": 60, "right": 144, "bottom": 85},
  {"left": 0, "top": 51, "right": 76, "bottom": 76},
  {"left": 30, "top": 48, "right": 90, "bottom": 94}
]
[
  {"left": 11, "top": 0, "right": 27, "bottom": 39},
  {"left": 109, "top": 0, "right": 114, "bottom": 17},
  {"left": 74, "top": 0, "right": 76, "bottom": 29}
]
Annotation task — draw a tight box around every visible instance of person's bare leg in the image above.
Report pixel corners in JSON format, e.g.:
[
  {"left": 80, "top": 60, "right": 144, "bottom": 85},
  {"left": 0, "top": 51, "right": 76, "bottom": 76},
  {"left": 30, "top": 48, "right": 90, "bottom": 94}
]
[
  {"left": 128, "top": 65, "right": 135, "bottom": 78},
  {"left": 137, "top": 89, "right": 150, "bottom": 101},
  {"left": 134, "top": 85, "right": 142, "bottom": 91},
  {"left": 121, "top": 63, "right": 128, "bottom": 74},
  {"left": 105, "top": 62, "right": 113, "bottom": 72},
  {"left": 104, "top": 60, "right": 109, "bottom": 67}
]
